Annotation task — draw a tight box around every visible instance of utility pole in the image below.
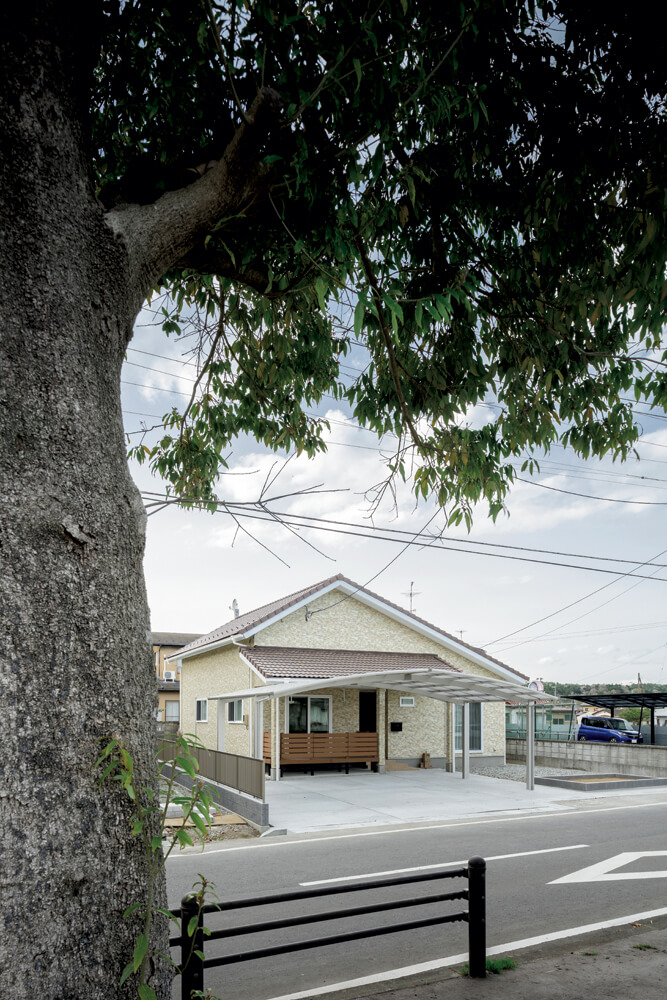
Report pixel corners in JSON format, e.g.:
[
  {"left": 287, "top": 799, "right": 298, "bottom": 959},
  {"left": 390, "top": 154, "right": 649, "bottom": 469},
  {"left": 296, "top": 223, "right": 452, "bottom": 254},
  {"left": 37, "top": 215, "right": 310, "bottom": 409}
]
[{"left": 402, "top": 581, "right": 421, "bottom": 614}]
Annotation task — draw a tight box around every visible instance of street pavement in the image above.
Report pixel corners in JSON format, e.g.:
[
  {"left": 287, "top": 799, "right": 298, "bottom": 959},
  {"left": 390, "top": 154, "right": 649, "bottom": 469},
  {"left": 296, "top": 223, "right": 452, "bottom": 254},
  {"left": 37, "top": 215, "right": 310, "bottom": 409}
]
[{"left": 166, "top": 775, "right": 667, "bottom": 1000}]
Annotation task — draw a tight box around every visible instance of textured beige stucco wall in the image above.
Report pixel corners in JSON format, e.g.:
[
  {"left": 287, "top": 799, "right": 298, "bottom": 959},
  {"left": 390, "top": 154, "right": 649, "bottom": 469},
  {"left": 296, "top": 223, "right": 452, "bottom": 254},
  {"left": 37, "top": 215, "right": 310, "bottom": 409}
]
[
  {"left": 180, "top": 643, "right": 261, "bottom": 753},
  {"left": 385, "top": 690, "right": 447, "bottom": 758}
]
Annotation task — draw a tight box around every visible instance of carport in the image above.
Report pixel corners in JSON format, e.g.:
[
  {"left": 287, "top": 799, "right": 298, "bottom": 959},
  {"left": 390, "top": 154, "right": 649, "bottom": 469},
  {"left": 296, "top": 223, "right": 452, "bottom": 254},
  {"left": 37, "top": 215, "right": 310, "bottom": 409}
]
[
  {"left": 212, "top": 667, "right": 551, "bottom": 790},
  {"left": 565, "top": 692, "right": 667, "bottom": 745}
]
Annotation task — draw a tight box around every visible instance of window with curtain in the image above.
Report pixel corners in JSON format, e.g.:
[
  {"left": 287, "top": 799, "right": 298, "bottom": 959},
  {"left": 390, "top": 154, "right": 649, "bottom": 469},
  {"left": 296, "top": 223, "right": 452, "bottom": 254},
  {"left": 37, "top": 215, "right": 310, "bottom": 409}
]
[
  {"left": 165, "top": 700, "right": 179, "bottom": 722},
  {"left": 455, "top": 703, "right": 482, "bottom": 751},
  {"left": 288, "top": 696, "right": 330, "bottom": 733},
  {"left": 227, "top": 699, "right": 243, "bottom": 723}
]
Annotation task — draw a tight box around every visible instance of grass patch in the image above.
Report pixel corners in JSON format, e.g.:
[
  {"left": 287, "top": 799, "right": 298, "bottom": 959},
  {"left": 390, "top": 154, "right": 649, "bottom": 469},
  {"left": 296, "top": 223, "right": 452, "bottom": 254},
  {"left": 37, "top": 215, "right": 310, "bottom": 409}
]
[
  {"left": 460, "top": 957, "right": 517, "bottom": 976},
  {"left": 633, "top": 943, "right": 658, "bottom": 951},
  {"left": 582, "top": 951, "right": 597, "bottom": 956}
]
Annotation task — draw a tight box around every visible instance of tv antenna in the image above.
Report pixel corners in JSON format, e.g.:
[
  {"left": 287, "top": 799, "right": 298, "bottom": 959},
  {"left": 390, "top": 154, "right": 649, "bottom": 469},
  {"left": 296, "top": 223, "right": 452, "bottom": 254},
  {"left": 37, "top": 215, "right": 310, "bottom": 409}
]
[{"left": 402, "top": 581, "right": 421, "bottom": 614}]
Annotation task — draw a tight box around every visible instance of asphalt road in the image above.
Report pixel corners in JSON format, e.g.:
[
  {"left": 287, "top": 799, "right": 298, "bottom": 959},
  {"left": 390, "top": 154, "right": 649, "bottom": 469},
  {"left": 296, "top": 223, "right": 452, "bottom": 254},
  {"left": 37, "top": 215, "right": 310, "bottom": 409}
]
[{"left": 166, "top": 796, "right": 667, "bottom": 1000}]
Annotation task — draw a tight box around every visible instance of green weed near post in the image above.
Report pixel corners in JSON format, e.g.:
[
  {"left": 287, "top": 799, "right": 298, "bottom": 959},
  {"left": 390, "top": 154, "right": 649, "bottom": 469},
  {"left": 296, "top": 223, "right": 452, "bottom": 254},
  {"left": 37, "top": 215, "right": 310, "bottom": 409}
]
[{"left": 460, "top": 957, "right": 517, "bottom": 976}]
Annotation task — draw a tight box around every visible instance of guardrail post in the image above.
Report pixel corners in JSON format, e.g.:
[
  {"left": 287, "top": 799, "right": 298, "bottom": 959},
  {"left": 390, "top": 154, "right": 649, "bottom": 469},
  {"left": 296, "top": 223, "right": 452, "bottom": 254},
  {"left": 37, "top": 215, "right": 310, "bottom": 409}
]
[
  {"left": 181, "top": 893, "right": 204, "bottom": 1000},
  {"left": 467, "top": 856, "right": 486, "bottom": 978}
]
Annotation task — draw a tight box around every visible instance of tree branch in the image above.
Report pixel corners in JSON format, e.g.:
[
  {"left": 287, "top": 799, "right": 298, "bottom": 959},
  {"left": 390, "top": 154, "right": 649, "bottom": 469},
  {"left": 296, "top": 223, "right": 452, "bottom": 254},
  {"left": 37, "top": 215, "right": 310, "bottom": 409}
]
[{"left": 105, "top": 87, "right": 283, "bottom": 301}]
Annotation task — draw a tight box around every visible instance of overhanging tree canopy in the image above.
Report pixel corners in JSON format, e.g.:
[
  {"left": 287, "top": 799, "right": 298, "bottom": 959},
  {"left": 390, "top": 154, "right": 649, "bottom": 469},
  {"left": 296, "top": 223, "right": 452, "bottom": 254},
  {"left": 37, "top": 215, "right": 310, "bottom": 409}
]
[
  {"left": 100, "top": 0, "right": 667, "bottom": 523},
  {"left": 2, "top": 2, "right": 667, "bottom": 998}
]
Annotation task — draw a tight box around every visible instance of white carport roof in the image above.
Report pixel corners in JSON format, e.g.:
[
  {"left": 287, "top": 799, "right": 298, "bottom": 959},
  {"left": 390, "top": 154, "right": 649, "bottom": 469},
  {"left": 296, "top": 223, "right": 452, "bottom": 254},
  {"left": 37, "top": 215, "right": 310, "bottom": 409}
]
[{"left": 210, "top": 668, "right": 554, "bottom": 705}]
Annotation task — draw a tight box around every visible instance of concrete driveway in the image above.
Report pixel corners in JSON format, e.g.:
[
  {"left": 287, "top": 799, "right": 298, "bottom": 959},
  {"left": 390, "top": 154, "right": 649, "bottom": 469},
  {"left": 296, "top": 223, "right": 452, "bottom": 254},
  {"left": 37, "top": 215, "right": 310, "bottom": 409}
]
[{"left": 263, "top": 766, "right": 593, "bottom": 833}]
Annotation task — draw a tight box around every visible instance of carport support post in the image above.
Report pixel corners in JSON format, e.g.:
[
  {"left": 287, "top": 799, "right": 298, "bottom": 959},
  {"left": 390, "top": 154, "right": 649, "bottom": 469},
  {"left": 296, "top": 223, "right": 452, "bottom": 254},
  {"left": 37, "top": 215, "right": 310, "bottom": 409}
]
[
  {"left": 526, "top": 700, "right": 535, "bottom": 790},
  {"left": 461, "top": 702, "right": 470, "bottom": 780},
  {"left": 377, "top": 689, "right": 386, "bottom": 773},
  {"left": 445, "top": 702, "right": 455, "bottom": 772}
]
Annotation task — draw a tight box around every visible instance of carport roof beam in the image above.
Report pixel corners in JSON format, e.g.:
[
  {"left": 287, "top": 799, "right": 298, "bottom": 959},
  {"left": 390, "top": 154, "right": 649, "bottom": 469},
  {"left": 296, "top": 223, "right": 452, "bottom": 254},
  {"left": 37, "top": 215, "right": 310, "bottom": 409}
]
[{"left": 209, "top": 667, "right": 554, "bottom": 706}]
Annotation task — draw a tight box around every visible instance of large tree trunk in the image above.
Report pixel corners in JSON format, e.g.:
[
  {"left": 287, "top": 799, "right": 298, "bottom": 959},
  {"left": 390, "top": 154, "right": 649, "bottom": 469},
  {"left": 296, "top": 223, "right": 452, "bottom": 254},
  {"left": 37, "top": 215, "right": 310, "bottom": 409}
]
[{"left": 0, "top": 8, "right": 170, "bottom": 998}]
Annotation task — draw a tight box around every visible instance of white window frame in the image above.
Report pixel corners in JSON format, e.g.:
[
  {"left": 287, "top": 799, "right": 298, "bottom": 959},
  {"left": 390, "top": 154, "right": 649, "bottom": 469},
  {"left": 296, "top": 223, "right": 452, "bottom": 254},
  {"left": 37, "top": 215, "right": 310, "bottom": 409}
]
[
  {"left": 399, "top": 696, "right": 415, "bottom": 708},
  {"left": 195, "top": 698, "right": 208, "bottom": 723},
  {"left": 227, "top": 698, "right": 244, "bottom": 723},
  {"left": 454, "top": 703, "right": 483, "bottom": 753},
  {"left": 285, "top": 695, "right": 332, "bottom": 734}
]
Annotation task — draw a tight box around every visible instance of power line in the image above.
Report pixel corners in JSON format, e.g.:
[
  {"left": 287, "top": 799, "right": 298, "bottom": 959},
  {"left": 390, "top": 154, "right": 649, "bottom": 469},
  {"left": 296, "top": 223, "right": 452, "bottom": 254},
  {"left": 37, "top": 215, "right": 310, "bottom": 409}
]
[
  {"left": 489, "top": 544, "right": 667, "bottom": 653},
  {"left": 516, "top": 477, "right": 667, "bottom": 506},
  {"left": 138, "top": 493, "right": 667, "bottom": 582}
]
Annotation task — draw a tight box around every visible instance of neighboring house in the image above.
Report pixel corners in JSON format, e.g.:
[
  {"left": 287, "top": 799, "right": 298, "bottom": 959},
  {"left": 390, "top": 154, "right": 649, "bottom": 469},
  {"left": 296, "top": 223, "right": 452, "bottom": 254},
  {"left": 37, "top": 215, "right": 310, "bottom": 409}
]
[
  {"left": 169, "top": 575, "right": 529, "bottom": 773},
  {"left": 152, "top": 631, "right": 201, "bottom": 726}
]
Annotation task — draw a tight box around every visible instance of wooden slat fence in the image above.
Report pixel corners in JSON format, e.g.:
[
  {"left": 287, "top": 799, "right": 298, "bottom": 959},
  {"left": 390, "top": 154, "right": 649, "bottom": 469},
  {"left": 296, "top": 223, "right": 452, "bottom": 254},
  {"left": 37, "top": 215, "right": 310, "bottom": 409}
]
[
  {"left": 159, "top": 742, "right": 265, "bottom": 801},
  {"left": 263, "top": 731, "right": 379, "bottom": 768}
]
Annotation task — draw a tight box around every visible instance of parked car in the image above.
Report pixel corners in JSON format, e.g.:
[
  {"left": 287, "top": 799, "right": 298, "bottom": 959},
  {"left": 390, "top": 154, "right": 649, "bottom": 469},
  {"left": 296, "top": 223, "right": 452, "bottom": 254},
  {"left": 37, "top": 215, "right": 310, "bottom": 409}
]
[{"left": 576, "top": 716, "right": 643, "bottom": 744}]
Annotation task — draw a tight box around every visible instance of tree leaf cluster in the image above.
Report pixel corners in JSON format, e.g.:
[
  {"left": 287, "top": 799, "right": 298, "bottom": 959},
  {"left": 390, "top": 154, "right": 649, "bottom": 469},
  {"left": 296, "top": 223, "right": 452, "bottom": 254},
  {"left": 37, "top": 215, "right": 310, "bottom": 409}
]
[{"left": 92, "top": 1, "right": 667, "bottom": 523}]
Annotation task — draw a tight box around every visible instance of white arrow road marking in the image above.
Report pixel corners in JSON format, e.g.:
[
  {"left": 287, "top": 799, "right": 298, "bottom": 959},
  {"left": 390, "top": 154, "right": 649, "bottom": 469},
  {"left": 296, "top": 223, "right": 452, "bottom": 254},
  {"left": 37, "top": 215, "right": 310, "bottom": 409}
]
[
  {"left": 301, "top": 844, "right": 589, "bottom": 886},
  {"left": 549, "top": 850, "right": 667, "bottom": 884}
]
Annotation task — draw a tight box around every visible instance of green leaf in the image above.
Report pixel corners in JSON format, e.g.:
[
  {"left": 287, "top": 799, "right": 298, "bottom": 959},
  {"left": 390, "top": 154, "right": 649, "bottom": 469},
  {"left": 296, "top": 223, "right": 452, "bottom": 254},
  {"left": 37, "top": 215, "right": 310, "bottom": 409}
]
[
  {"left": 187, "top": 915, "right": 199, "bottom": 938},
  {"left": 354, "top": 297, "right": 366, "bottom": 339},
  {"left": 123, "top": 903, "right": 144, "bottom": 919},
  {"left": 133, "top": 934, "right": 148, "bottom": 973},
  {"left": 137, "top": 986, "right": 158, "bottom": 1000},
  {"left": 119, "top": 961, "right": 134, "bottom": 987},
  {"left": 353, "top": 58, "right": 362, "bottom": 92},
  {"left": 174, "top": 756, "right": 196, "bottom": 780},
  {"left": 315, "top": 277, "right": 327, "bottom": 313},
  {"left": 176, "top": 829, "right": 193, "bottom": 848},
  {"left": 190, "top": 811, "right": 209, "bottom": 839}
]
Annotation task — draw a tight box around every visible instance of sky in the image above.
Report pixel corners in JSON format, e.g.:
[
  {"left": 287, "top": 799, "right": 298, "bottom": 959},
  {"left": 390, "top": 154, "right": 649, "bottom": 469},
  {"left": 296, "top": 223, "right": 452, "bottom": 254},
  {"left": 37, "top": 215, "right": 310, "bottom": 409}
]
[{"left": 122, "top": 306, "right": 667, "bottom": 690}]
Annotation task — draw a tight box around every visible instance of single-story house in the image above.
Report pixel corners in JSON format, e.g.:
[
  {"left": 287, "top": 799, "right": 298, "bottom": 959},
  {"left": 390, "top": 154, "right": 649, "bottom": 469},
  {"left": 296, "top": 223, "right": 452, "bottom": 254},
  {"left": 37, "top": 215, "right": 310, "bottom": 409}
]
[{"left": 169, "top": 575, "right": 537, "bottom": 777}]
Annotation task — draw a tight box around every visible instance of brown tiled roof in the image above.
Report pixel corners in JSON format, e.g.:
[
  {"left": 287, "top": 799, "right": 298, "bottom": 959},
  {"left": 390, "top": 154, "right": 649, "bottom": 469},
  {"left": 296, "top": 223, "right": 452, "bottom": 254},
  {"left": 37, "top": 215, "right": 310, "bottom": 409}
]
[
  {"left": 152, "top": 631, "right": 201, "bottom": 647},
  {"left": 175, "top": 573, "right": 527, "bottom": 682},
  {"left": 240, "top": 646, "right": 462, "bottom": 679},
  {"left": 175, "top": 576, "right": 346, "bottom": 657}
]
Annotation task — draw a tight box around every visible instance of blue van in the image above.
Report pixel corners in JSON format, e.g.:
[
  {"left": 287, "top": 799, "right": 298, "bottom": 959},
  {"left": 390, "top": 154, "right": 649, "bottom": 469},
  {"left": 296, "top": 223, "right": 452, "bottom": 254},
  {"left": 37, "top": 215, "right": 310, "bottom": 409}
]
[{"left": 576, "top": 716, "right": 642, "bottom": 744}]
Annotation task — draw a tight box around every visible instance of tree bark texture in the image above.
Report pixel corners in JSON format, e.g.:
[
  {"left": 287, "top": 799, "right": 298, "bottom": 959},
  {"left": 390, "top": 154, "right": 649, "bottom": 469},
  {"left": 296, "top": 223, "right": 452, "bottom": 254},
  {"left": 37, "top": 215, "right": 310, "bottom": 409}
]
[{"left": 0, "top": 8, "right": 170, "bottom": 998}]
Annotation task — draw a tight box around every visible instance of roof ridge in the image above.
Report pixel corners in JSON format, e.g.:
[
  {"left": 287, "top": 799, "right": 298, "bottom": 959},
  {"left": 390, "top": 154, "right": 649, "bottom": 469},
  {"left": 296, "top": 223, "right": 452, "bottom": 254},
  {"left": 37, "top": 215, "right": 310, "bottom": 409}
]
[{"left": 174, "top": 574, "right": 526, "bottom": 682}]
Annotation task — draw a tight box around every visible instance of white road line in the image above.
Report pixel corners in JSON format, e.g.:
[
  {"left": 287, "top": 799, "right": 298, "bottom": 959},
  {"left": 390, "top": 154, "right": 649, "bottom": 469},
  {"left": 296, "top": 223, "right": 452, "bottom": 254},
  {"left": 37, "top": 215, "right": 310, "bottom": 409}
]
[
  {"left": 300, "top": 843, "right": 590, "bottom": 886},
  {"left": 549, "top": 850, "right": 667, "bottom": 884},
  {"left": 167, "top": 799, "right": 666, "bottom": 858},
  {"left": 263, "top": 907, "right": 667, "bottom": 1000}
]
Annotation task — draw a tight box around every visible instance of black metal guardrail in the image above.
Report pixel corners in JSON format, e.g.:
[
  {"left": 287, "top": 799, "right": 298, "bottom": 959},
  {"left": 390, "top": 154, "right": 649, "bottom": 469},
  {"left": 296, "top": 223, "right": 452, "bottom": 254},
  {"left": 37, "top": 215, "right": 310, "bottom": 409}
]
[{"left": 169, "top": 855, "right": 486, "bottom": 998}]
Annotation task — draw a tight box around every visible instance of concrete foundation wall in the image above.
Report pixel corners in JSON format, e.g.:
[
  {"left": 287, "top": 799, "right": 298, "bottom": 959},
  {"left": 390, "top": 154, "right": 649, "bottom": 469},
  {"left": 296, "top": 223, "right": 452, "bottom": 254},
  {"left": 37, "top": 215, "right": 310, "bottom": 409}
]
[{"left": 508, "top": 738, "right": 667, "bottom": 777}]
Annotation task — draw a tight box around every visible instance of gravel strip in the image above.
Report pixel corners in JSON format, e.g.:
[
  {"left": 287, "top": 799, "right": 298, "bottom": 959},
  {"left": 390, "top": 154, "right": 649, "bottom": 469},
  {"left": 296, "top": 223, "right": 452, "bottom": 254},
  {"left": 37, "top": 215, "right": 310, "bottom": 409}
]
[{"left": 456, "top": 762, "right": 589, "bottom": 782}]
